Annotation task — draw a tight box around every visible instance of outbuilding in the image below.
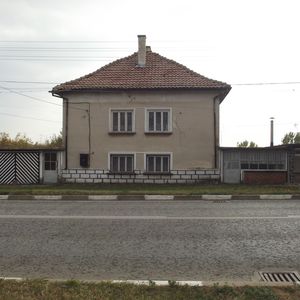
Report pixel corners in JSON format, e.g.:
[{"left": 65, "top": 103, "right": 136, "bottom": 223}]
[
  {"left": 0, "top": 148, "right": 64, "bottom": 184},
  {"left": 220, "top": 145, "right": 300, "bottom": 184},
  {"left": 220, "top": 147, "right": 288, "bottom": 184}
]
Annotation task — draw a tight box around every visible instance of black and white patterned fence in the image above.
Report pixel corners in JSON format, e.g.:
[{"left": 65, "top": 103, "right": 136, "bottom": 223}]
[
  {"left": 0, "top": 151, "right": 40, "bottom": 184},
  {"left": 0, "top": 152, "right": 15, "bottom": 184}
]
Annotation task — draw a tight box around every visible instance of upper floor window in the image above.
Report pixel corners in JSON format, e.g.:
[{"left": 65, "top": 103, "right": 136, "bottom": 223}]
[
  {"left": 145, "top": 109, "right": 172, "bottom": 133},
  {"left": 111, "top": 110, "right": 134, "bottom": 133}
]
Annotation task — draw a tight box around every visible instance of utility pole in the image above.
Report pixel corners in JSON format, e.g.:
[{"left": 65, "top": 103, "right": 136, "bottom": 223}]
[{"left": 270, "top": 117, "right": 274, "bottom": 147}]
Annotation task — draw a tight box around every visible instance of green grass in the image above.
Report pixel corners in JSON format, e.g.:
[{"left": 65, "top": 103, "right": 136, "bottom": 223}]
[
  {"left": 0, "top": 279, "right": 299, "bottom": 300},
  {"left": 0, "top": 183, "right": 300, "bottom": 195}
]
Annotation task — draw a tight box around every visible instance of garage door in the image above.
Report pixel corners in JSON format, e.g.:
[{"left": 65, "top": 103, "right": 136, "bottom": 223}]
[{"left": 0, "top": 151, "right": 40, "bottom": 184}]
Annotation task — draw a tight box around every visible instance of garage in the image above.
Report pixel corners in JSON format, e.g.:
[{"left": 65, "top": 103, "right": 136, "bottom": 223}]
[
  {"left": 0, "top": 149, "right": 64, "bottom": 184},
  {"left": 220, "top": 147, "right": 288, "bottom": 184}
]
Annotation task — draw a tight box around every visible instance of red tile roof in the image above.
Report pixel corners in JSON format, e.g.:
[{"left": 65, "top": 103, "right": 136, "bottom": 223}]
[{"left": 52, "top": 50, "right": 230, "bottom": 94}]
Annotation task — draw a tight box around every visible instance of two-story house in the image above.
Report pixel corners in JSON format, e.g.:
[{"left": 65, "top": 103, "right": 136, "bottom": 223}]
[{"left": 51, "top": 35, "right": 231, "bottom": 183}]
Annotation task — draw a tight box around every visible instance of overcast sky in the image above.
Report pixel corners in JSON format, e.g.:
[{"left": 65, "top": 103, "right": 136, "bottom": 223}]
[{"left": 0, "top": 0, "right": 299, "bottom": 146}]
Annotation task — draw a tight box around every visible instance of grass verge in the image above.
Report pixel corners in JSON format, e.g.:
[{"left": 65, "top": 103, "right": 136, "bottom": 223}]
[
  {"left": 0, "top": 183, "right": 300, "bottom": 195},
  {"left": 0, "top": 279, "right": 299, "bottom": 300}
]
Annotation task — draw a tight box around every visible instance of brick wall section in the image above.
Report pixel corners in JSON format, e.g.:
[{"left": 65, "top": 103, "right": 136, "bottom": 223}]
[
  {"left": 61, "top": 169, "right": 220, "bottom": 184},
  {"left": 243, "top": 171, "right": 287, "bottom": 184}
]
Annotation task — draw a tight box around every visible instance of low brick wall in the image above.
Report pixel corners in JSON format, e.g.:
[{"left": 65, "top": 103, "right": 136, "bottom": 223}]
[
  {"left": 61, "top": 169, "right": 220, "bottom": 184},
  {"left": 243, "top": 171, "right": 287, "bottom": 184}
]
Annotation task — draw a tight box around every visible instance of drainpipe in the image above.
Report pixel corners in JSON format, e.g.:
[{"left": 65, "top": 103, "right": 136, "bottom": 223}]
[
  {"left": 87, "top": 103, "right": 91, "bottom": 164},
  {"left": 213, "top": 98, "right": 217, "bottom": 168},
  {"left": 64, "top": 97, "right": 69, "bottom": 169},
  {"left": 52, "top": 93, "right": 68, "bottom": 169},
  {"left": 213, "top": 95, "right": 221, "bottom": 169}
]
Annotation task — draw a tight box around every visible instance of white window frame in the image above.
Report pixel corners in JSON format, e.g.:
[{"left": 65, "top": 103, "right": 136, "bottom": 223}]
[
  {"left": 145, "top": 108, "right": 172, "bottom": 133},
  {"left": 144, "top": 152, "right": 173, "bottom": 173},
  {"left": 109, "top": 108, "right": 135, "bottom": 133},
  {"left": 108, "top": 152, "right": 136, "bottom": 173}
]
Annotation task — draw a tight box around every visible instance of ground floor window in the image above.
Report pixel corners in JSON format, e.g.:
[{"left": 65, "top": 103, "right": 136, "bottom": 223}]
[
  {"left": 146, "top": 154, "right": 170, "bottom": 173},
  {"left": 110, "top": 154, "right": 134, "bottom": 173}
]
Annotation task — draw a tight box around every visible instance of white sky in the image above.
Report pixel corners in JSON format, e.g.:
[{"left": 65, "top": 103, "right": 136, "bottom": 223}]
[{"left": 0, "top": 0, "right": 299, "bottom": 146}]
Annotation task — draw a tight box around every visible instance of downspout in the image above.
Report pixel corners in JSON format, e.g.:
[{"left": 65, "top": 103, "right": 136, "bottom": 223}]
[
  {"left": 87, "top": 103, "right": 91, "bottom": 165},
  {"left": 52, "top": 93, "right": 68, "bottom": 170},
  {"left": 65, "top": 97, "right": 69, "bottom": 169},
  {"left": 213, "top": 96, "right": 218, "bottom": 169},
  {"left": 213, "top": 88, "right": 231, "bottom": 170}
]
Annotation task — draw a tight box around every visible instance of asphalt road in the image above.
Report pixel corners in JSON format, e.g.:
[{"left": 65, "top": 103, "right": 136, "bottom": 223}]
[{"left": 0, "top": 199, "right": 299, "bottom": 282}]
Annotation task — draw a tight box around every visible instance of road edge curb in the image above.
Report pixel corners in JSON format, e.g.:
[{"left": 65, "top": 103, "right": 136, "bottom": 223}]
[{"left": 1, "top": 194, "right": 300, "bottom": 201}]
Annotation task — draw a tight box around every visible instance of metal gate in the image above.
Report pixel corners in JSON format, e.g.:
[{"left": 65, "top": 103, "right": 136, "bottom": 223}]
[
  {"left": 0, "top": 151, "right": 40, "bottom": 184},
  {"left": 223, "top": 151, "right": 241, "bottom": 183}
]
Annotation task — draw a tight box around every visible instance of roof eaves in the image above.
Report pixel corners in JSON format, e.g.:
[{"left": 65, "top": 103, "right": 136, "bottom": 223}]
[{"left": 52, "top": 86, "right": 231, "bottom": 96}]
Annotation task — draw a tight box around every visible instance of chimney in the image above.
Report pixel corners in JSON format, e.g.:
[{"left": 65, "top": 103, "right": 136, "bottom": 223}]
[
  {"left": 270, "top": 117, "right": 274, "bottom": 147},
  {"left": 137, "top": 35, "right": 146, "bottom": 67}
]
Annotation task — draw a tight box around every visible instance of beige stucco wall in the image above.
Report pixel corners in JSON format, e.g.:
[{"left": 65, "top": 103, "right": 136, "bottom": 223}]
[{"left": 63, "top": 89, "right": 222, "bottom": 170}]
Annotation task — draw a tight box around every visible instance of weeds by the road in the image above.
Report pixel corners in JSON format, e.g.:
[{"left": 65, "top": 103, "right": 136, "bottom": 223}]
[
  {"left": 0, "top": 183, "right": 300, "bottom": 195},
  {"left": 0, "top": 279, "right": 299, "bottom": 300}
]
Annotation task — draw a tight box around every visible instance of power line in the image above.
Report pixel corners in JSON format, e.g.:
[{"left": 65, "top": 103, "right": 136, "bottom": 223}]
[
  {"left": 0, "top": 40, "right": 213, "bottom": 44},
  {"left": 0, "top": 55, "right": 118, "bottom": 58},
  {"left": 0, "top": 58, "right": 113, "bottom": 62},
  {"left": 0, "top": 47, "right": 129, "bottom": 50},
  {"left": 0, "top": 47, "right": 208, "bottom": 51},
  {"left": 0, "top": 91, "right": 48, "bottom": 94},
  {"left": 0, "top": 87, "right": 50, "bottom": 90},
  {"left": 0, "top": 85, "right": 61, "bottom": 107},
  {"left": 0, "top": 85, "right": 88, "bottom": 112},
  {"left": 0, "top": 40, "right": 135, "bottom": 43},
  {"left": 0, "top": 80, "right": 59, "bottom": 84},
  {"left": 0, "top": 90, "right": 49, "bottom": 94},
  {"left": 231, "top": 82, "right": 300, "bottom": 86},
  {"left": 0, "top": 112, "right": 58, "bottom": 123}
]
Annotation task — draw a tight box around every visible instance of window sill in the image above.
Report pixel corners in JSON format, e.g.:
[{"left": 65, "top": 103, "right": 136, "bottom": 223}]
[
  {"left": 144, "top": 132, "right": 172, "bottom": 135},
  {"left": 143, "top": 172, "right": 172, "bottom": 176},
  {"left": 108, "top": 132, "right": 136, "bottom": 135},
  {"left": 108, "top": 172, "right": 136, "bottom": 175}
]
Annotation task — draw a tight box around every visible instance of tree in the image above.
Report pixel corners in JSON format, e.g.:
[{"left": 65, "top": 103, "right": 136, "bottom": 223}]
[
  {"left": 0, "top": 132, "right": 10, "bottom": 146},
  {"left": 14, "top": 133, "right": 34, "bottom": 147},
  {"left": 0, "top": 132, "right": 33, "bottom": 148},
  {"left": 281, "top": 132, "right": 300, "bottom": 144},
  {"left": 44, "top": 131, "right": 63, "bottom": 148},
  {"left": 0, "top": 132, "right": 63, "bottom": 149},
  {"left": 237, "top": 140, "right": 258, "bottom": 148}
]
